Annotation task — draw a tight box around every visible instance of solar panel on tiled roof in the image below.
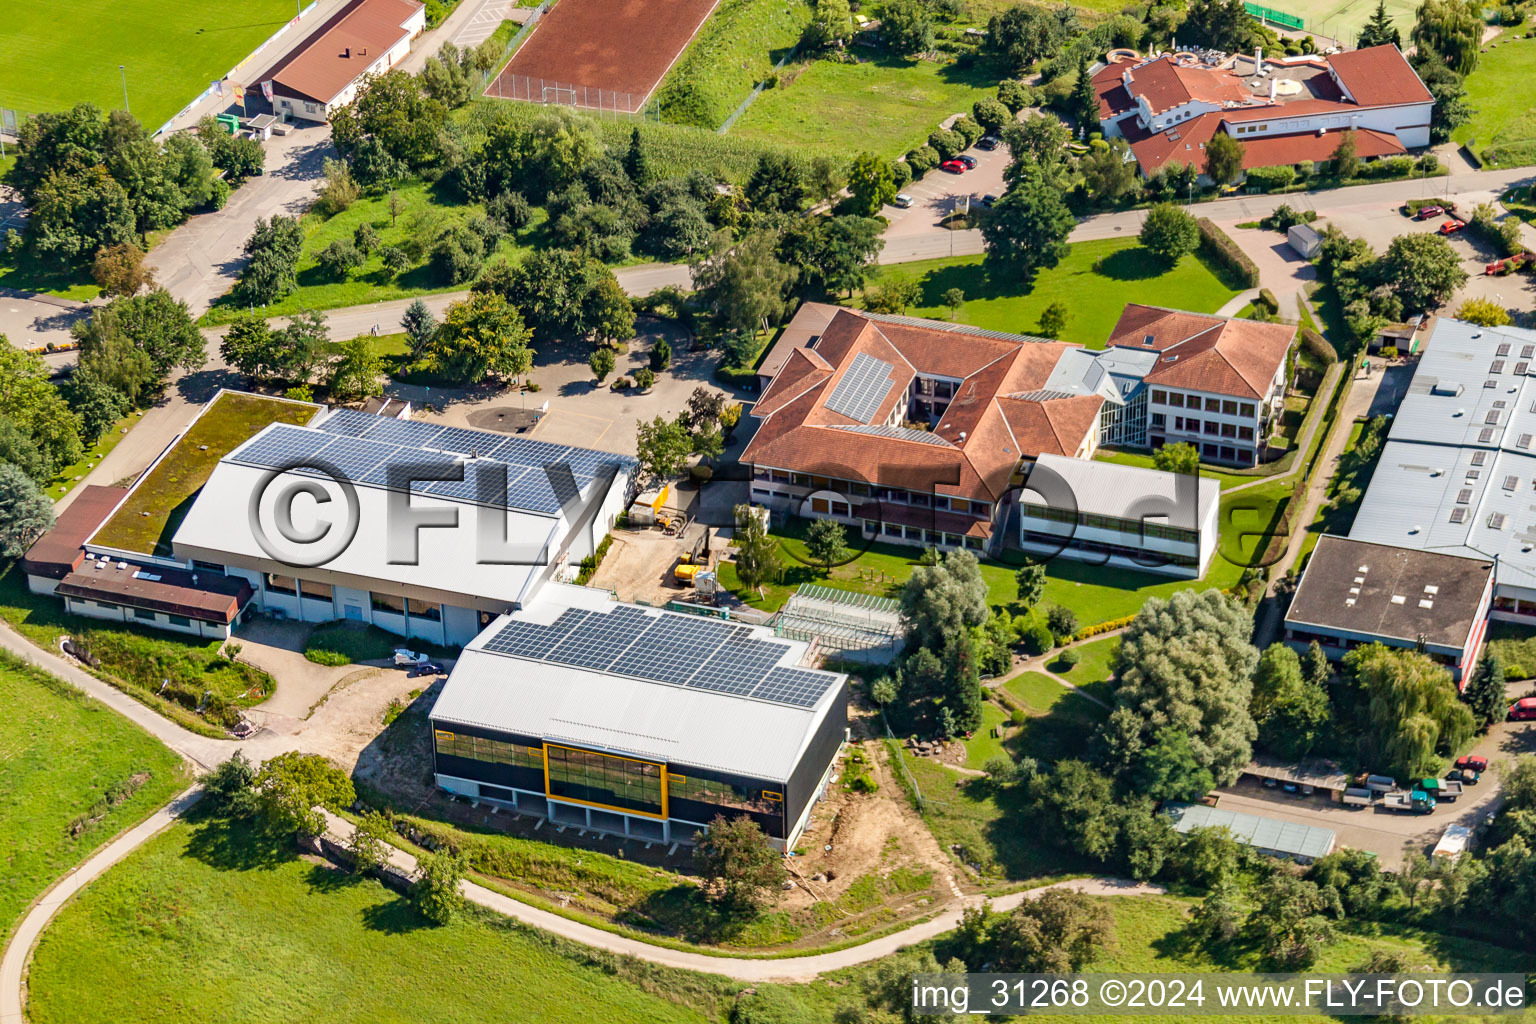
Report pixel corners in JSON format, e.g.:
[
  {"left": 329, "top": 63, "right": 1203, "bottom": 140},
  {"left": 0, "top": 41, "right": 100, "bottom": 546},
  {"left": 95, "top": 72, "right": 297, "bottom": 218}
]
[{"left": 825, "top": 353, "right": 896, "bottom": 424}]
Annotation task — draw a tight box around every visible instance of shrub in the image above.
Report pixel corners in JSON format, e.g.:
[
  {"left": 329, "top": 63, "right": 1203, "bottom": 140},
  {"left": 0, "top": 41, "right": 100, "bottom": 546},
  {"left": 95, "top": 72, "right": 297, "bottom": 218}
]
[
  {"left": 1020, "top": 620, "right": 1054, "bottom": 656},
  {"left": 891, "top": 159, "right": 913, "bottom": 190},
  {"left": 1300, "top": 327, "right": 1337, "bottom": 364},
  {"left": 1196, "top": 218, "right": 1259, "bottom": 288},
  {"left": 952, "top": 116, "right": 984, "bottom": 146},
  {"left": 927, "top": 129, "right": 964, "bottom": 161},
  {"left": 633, "top": 366, "right": 656, "bottom": 389},
  {"left": 1257, "top": 288, "right": 1280, "bottom": 314},
  {"left": 1072, "top": 613, "right": 1136, "bottom": 643},
  {"left": 689, "top": 464, "right": 714, "bottom": 482},
  {"left": 906, "top": 145, "right": 941, "bottom": 177},
  {"left": 1246, "top": 165, "right": 1296, "bottom": 192}
]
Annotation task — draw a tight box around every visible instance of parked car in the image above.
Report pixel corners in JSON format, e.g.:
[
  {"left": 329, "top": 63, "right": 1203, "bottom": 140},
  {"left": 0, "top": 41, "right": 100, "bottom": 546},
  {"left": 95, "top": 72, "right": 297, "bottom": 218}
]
[
  {"left": 1262, "top": 776, "right": 1279, "bottom": 789},
  {"left": 957, "top": 154, "right": 978, "bottom": 169},
  {"left": 1413, "top": 204, "right": 1445, "bottom": 220},
  {"left": 940, "top": 159, "right": 967, "bottom": 174},
  {"left": 1439, "top": 218, "right": 1466, "bottom": 235},
  {"left": 1448, "top": 767, "right": 1480, "bottom": 785},
  {"left": 393, "top": 648, "right": 429, "bottom": 667},
  {"left": 1456, "top": 755, "right": 1489, "bottom": 773},
  {"left": 892, "top": 193, "right": 914, "bottom": 208},
  {"left": 1508, "top": 697, "right": 1536, "bottom": 721},
  {"left": 977, "top": 134, "right": 1001, "bottom": 150},
  {"left": 979, "top": 194, "right": 998, "bottom": 208},
  {"left": 412, "top": 660, "right": 446, "bottom": 677}
]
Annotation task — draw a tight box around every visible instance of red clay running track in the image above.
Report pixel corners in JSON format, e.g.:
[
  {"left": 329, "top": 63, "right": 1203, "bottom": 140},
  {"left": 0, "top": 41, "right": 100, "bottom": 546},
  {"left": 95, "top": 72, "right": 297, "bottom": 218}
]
[{"left": 487, "top": 0, "right": 721, "bottom": 113}]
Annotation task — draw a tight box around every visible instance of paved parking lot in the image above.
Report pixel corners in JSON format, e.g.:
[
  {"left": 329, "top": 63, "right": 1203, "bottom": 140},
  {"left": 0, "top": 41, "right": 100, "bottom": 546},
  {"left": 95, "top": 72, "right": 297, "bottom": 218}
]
[
  {"left": 1213, "top": 702, "right": 1536, "bottom": 869},
  {"left": 882, "top": 128, "right": 1011, "bottom": 242}
]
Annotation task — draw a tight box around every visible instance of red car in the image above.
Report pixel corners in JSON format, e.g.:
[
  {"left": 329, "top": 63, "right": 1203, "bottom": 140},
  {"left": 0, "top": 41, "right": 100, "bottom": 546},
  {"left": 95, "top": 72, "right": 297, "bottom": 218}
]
[
  {"left": 1440, "top": 219, "right": 1466, "bottom": 235},
  {"left": 940, "top": 159, "right": 967, "bottom": 174},
  {"left": 1456, "top": 755, "right": 1489, "bottom": 773},
  {"left": 1508, "top": 697, "right": 1536, "bottom": 721},
  {"left": 1414, "top": 204, "right": 1445, "bottom": 221}
]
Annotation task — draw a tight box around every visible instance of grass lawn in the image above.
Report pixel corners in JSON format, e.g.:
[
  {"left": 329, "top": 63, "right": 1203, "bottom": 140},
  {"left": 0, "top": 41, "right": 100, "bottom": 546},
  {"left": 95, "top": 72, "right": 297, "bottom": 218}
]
[
  {"left": 1047, "top": 634, "right": 1120, "bottom": 703},
  {"left": 203, "top": 181, "right": 550, "bottom": 325},
  {"left": 1454, "top": 27, "right": 1536, "bottom": 168},
  {"left": 1488, "top": 620, "right": 1536, "bottom": 680},
  {"left": 722, "top": 483, "right": 1284, "bottom": 626},
  {"left": 43, "top": 412, "right": 139, "bottom": 502},
  {"left": 1, "top": 0, "right": 300, "bottom": 134},
  {"left": 998, "top": 670, "right": 1110, "bottom": 763},
  {"left": 0, "top": 652, "right": 188, "bottom": 943},
  {"left": 304, "top": 622, "right": 455, "bottom": 665},
  {"left": 960, "top": 700, "right": 1012, "bottom": 769},
  {"left": 730, "top": 54, "right": 999, "bottom": 160},
  {"left": 655, "top": 0, "right": 810, "bottom": 129},
  {"left": 91, "top": 391, "right": 319, "bottom": 556},
  {"left": 25, "top": 814, "right": 729, "bottom": 1024},
  {"left": 0, "top": 562, "right": 275, "bottom": 736},
  {"left": 855, "top": 241, "right": 1242, "bottom": 349},
  {"left": 1093, "top": 448, "right": 1254, "bottom": 490},
  {"left": 0, "top": 248, "right": 102, "bottom": 302}
]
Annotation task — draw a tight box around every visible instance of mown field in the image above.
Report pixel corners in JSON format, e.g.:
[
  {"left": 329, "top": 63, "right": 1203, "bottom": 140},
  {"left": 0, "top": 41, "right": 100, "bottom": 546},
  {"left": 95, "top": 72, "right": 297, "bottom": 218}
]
[
  {"left": 1454, "top": 28, "right": 1536, "bottom": 168},
  {"left": 857, "top": 240, "right": 1242, "bottom": 349},
  {"left": 730, "top": 54, "right": 999, "bottom": 159},
  {"left": 653, "top": 0, "right": 811, "bottom": 128},
  {"left": 0, "top": 651, "right": 188, "bottom": 943},
  {"left": 1, "top": 0, "right": 299, "bottom": 132}
]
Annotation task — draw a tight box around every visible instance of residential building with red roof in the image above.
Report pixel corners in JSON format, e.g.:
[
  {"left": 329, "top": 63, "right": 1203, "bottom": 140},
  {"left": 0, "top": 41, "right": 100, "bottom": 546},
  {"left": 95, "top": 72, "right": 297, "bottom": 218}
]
[
  {"left": 267, "top": 0, "right": 426, "bottom": 123},
  {"left": 743, "top": 304, "right": 1294, "bottom": 569},
  {"left": 1091, "top": 44, "right": 1432, "bottom": 179}
]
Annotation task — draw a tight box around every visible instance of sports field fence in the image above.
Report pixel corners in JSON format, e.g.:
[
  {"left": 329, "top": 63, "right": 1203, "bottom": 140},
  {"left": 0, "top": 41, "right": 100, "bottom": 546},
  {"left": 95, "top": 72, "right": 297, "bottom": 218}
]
[
  {"left": 479, "top": 0, "right": 662, "bottom": 119},
  {"left": 1244, "top": 1, "right": 1306, "bottom": 28}
]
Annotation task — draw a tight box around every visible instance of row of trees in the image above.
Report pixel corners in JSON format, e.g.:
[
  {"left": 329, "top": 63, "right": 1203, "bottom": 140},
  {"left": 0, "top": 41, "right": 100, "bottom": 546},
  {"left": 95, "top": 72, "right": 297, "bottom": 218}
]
[{"left": 9, "top": 104, "right": 261, "bottom": 265}]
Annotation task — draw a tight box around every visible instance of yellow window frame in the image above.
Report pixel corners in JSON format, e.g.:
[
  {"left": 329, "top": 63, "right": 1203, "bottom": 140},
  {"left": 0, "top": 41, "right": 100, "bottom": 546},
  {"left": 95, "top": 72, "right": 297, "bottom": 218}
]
[{"left": 543, "top": 743, "right": 669, "bottom": 820}]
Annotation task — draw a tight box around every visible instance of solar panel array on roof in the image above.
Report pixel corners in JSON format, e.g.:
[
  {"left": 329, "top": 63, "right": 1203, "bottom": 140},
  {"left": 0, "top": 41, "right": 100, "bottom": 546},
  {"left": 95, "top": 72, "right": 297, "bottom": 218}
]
[
  {"left": 227, "top": 411, "right": 635, "bottom": 516},
  {"left": 479, "top": 607, "right": 840, "bottom": 709},
  {"left": 828, "top": 423, "right": 954, "bottom": 446},
  {"left": 824, "top": 353, "right": 897, "bottom": 424}
]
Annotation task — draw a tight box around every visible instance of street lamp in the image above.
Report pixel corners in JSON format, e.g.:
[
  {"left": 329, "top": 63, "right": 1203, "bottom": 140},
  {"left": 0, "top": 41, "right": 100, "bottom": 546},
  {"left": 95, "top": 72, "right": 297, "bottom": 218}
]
[{"left": 118, "top": 65, "right": 129, "bottom": 114}]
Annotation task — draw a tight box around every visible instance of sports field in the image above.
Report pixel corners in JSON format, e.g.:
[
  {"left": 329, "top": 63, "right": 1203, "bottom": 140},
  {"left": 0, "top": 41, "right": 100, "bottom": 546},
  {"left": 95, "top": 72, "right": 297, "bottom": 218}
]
[
  {"left": 1, "top": 0, "right": 299, "bottom": 131},
  {"left": 488, "top": 0, "right": 722, "bottom": 113},
  {"left": 1248, "top": 0, "right": 1416, "bottom": 45}
]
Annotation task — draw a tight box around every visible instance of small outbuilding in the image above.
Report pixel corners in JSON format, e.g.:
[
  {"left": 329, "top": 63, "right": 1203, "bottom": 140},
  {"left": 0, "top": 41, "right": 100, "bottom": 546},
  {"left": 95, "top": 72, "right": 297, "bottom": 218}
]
[
  {"left": 1287, "top": 223, "right": 1323, "bottom": 260},
  {"left": 1164, "top": 802, "right": 1336, "bottom": 863}
]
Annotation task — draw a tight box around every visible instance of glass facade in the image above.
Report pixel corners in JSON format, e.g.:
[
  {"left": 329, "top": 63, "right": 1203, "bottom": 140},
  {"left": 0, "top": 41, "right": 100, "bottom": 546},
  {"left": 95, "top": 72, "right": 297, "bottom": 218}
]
[
  {"left": 668, "top": 773, "right": 778, "bottom": 815},
  {"left": 546, "top": 744, "right": 665, "bottom": 817}
]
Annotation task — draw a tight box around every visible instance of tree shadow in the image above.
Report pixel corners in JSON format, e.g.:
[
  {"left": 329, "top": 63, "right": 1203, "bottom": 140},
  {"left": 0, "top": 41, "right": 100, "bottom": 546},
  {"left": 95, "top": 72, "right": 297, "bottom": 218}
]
[
  {"left": 360, "top": 895, "right": 436, "bottom": 934},
  {"left": 303, "top": 861, "right": 365, "bottom": 896},
  {"left": 182, "top": 813, "right": 294, "bottom": 872},
  {"left": 628, "top": 884, "right": 746, "bottom": 944},
  {"left": 1095, "top": 246, "right": 1167, "bottom": 282}
]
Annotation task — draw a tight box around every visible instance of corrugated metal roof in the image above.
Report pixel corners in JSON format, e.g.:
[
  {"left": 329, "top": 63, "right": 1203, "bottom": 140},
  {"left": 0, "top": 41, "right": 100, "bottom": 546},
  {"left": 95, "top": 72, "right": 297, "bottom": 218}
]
[
  {"left": 1022, "top": 453, "right": 1219, "bottom": 529},
  {"left": 1165, "top": 803, "right": 1336, "bottom": 860},
  {"left": 428, "top": 588, "right": 845, "bottom": 780}
]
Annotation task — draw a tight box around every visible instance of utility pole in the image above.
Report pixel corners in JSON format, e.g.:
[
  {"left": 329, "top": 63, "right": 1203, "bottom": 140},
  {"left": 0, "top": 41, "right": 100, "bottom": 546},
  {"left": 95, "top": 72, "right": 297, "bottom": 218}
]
[{"left": 119, "top": 65, "right": 130, "bottom": 114}]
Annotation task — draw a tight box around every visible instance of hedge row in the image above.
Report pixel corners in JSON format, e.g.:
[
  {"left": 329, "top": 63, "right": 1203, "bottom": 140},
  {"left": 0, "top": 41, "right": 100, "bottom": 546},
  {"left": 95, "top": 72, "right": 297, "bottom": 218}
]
[
  {"left": 1196, "top": 218, "right": 1259, "bottom": 289},
  {"left": 1071, "top": 613, "right": 1137, "bottom": 644},
  {"left": 1300, "top": 326, "right": 1337, "bottom": 364}
]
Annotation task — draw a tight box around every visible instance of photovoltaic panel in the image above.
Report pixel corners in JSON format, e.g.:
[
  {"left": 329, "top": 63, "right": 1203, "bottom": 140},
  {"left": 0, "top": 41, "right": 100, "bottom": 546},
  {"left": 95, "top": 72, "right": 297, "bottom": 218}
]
[
  {"left": 228, "top": 424, "right": 331, "bottom": 469},
  {"left": 546, "top": 606, "right": 654, "bottom": 671},
  {"left": 315, "top": 408, "right": 378, "bottom": 437},
  {"left": 360, "top": 416, "right": 445, "bottom": 447},
  {"left": 752, "top": 667, "right": 837, "bottom": 707},
  {"left": 428, "top": 425, "right": 505, "bottom": 456},
  {"left": 299, "top": 435, "right": 401, "bottom": 479},
  {"left": 610, "top": 614, "right": 748, "bottom": 686},
  {"left": 426, "top": 461, "right": 517, "bottom": 504},
  {"left": 687, "top": 635, "right": 791, "bottom": 694},
  {"left": 359, "top": 449, "right": 462, "bottom": 492},
  {"left": 824, "top": 352, "right": 896, "bottom": 424},
  {"left": 480, "top": 609, "right": 590, "bottom": 660}
]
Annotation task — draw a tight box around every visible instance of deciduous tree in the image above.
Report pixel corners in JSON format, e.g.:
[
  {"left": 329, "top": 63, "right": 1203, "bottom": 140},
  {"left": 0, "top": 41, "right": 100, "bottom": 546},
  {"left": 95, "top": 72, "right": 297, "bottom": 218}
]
[
  {"left": 1382, "top": 232, "right": 1467, "bottom": 311},
  {"left": 635, "top": 415, "right": 692, "bottom": 482},
  {"left": 900, "top": 549, "right": 990, "bottom": 649},
  {"left": 251, "top": 751, "right": 355, "bottom": 838},
  {"left": 91, "top": 241, "right": 155, "bottom": 296},
  {"left": 427, "top": 292, "right": 533, "bottom": 384},
  {"left": 693, "top": 815, "right": 786, "bottom": 915},
  {"left": 328, "top": 335, "right": 387, "bottom": 401},
  {"left": 981, "top": 159, "right": 1074, "bottom": 283},
  {"left": 1204, "top": 131, "right": 1244, "bottom": 186},
  {"left": 1140, "top": 202, "right": 1201, "bottom": 264},
  {"left": 1342, "top": 644, "right": 1475, "bottom": 779},
  {"left": 412, "top": 850, "right": 467, "bottom": 924},
  {"left": 237, "top": 215, "right": 304, "bottom": 306},
  {"left": 0, "top": 464, "right": 55, "bottom": 557}
]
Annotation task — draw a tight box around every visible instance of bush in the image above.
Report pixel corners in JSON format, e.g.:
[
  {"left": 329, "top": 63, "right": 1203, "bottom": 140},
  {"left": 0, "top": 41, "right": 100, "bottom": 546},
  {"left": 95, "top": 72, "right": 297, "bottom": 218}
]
[
  {"left": 906, "top": 145, "right": 941, "bottom": 177},
  {"left": 1245, "top": 165, "right": 1296, "bottom": 192},
  {"left": 1366, "top": 156, "right": 1413, "bottom": 179},
  {"left": 1300, "top": 327, "right": 1337, "bottom": 364},
  {"left": 633, "top": 366, "right": 656, "bottom": 389},
  {"left": 928, "top": 129, "right": 964, "bottom": 161},
  {"left": 891, "top": 159, "right": 912, "bottom": 190},
  {"left": 1055, "top": 648, "right": 1081, "bottom": 669},
  {"left": 689, "top": 464, "right": 714, "bottom": 482},
  {"left": 1257, "top": 288, "right": 1280, "bottom": 314},
  {"left": 1020, "top": 620, "right": 1054, "bottom": 656},
  {"left": 1196, "top": 218, "right": 1259, "bottom": 288},
  {"left": 952, "top": 116, "right": 984, "bottom": 146},
  {"left": 317, "top": 238, "right": 363, "bottom": 280},
  {"left": 1072, "top": 613, "right": 1136, "bottom": 643}
]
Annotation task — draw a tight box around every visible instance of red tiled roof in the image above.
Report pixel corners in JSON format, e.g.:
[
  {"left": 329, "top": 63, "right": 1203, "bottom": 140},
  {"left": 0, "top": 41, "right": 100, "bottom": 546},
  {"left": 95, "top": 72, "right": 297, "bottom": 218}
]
[
  {"left": 1119, "top": 112, "right": 1223, "bottom": 175},
  {"left": 1107, "top": 305, "right": 1295, "bottom": 400},
  {"left": 19, "top": 486, "right": 129, "bottom": 581},
  {"left": 1236, "top": 127, "right": 1404, "bottom": 169},
  {"left": 852, "top": 502, "right": 994, "bottom": 539},
  {"left": 1326, "top": 44, "right": 1433, "bottom": 108},
  {"left": 270, "top": 0, "right": 423, "bottom": 105},
  {"left": 743, "top": 308, "right": 1096, "bottom": 504}
]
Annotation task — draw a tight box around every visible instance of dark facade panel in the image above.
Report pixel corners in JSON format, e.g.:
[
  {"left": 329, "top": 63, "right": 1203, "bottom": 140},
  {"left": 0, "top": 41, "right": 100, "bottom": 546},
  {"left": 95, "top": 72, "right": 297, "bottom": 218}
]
[{"left": 785, "top": 680, "right": 848, "bottom": 833}]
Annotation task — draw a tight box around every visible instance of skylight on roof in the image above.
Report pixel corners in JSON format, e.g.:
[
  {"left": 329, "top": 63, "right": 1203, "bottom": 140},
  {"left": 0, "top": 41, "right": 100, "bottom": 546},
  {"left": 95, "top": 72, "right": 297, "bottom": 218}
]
[{"left": 1490, "top": 512, "right": 1509, "bottom": 529}]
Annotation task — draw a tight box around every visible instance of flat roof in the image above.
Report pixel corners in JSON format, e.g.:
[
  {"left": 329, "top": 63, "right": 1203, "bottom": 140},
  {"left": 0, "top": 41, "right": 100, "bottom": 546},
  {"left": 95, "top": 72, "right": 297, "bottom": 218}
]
[
  {"left": 1165, "top": 802, "right": 1336, "bottom": 860},
  {"left": 89, "top": 391, "right": 321, "bottom": 558},
  {"left": 270, "top": 0, "right": 424, "bottom": 105},
  {"left": 1245, "top": 754, "right": 1350, "bottom": 792},
  {"left": 57, "top": 559, "right": 253, "bottom": 623},
  {"left": 1023, "top": 452, "right": 1219, "bottom": 530},
  {"left": 1348, "top": 318, "right": 1536, "bottom": 592},
  {"left": 1287, "top": 535, "right": 1492, "bottom": 650},
  {"left": 429, "top": 585, "right": 846, "bottom": 781},
  {"left": 20, "top": 485, "right": 128, "bottom": 581}
]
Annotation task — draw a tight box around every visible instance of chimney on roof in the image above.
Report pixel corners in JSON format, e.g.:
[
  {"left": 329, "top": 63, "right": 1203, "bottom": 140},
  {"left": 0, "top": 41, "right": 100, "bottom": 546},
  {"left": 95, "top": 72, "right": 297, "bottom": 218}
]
[
  {"left": 1270, "top": 76, "right": 1277, "bottom": 100},
  {"left": 343, "top": 46, "right": 351, "bottom": 58},
  {"left": 1254, "top": 46, "right": 1263, "bottom": 74}
]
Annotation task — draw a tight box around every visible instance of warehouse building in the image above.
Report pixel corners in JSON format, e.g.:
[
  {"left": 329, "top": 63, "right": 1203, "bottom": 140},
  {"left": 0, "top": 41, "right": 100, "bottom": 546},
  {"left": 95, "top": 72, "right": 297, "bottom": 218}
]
[
  {"left": 170, "top": 408, "right": 636, "bottom": 647},
  {"left": 429, "top": 584, "right": 848, "bottom": 848},
  {"left": 1164, "top": 803, "right": 1336, "bottom": 863},
  {"left": 1283, "top": 535, "right": 1493, "bottom": 683}
]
